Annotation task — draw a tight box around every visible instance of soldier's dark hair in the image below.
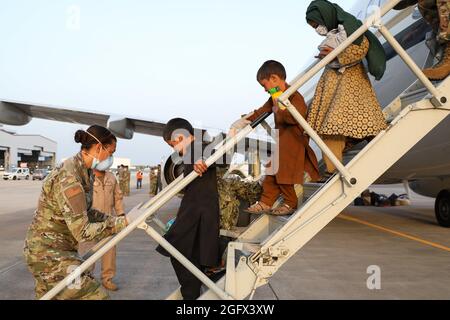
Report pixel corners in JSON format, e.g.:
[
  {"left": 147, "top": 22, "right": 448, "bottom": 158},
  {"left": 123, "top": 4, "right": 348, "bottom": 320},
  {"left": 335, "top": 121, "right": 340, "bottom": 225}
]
[
  {"left": 74, "top": 125, "right": 117, "bottom": 150},
  {"left": 256, "top": 60, "right": 287, "bottom": 82},
  {"left": 163, "top": 118, "right": 194, "bottom": 141}
]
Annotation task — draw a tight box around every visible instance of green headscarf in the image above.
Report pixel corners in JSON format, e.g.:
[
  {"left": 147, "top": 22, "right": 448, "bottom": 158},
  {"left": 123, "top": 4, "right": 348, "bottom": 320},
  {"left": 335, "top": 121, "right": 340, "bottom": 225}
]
[{"left": 306, "top": 0, "right": 387, "bottom": 80}]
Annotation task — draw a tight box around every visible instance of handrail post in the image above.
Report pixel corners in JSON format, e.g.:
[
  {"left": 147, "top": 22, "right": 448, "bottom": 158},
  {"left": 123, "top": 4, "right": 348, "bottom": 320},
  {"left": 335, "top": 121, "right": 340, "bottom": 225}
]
[
  {"left": 377, "top": 24, "right": 447, "bottom": 106},
  {"left": 280, "top": 99, "right": 356, "bottom": 186}
]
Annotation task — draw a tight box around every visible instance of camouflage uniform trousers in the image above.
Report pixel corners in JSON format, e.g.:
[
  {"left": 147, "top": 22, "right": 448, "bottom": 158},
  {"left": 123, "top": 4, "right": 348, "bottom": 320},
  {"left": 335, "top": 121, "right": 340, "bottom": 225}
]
[
  {"left": 25, "top": 249, "right": 109, "bottom": 300},
  {"left": 119, "top": 179, "right": 130, "bottom": 196},
  {"left": 125, "top": 173, "right": 131, "bottom": 196},
  {"left": 118, "top": 179, "right": 126, "bottom": 194},
  {"left": 418, "top": 0, "right": 450, "bottom": 42},
  {"left": 149, "top": 175, "right": 157, "bottom": 195},
  {"left": 217, "top": 176, "right": 262, "bottom": 230}
]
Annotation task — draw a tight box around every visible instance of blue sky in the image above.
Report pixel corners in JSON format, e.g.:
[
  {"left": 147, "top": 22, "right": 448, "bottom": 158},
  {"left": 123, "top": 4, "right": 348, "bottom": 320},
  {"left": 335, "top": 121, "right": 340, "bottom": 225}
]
[{"left": 0, "top": 0, "right": 358, "bottom": 165}]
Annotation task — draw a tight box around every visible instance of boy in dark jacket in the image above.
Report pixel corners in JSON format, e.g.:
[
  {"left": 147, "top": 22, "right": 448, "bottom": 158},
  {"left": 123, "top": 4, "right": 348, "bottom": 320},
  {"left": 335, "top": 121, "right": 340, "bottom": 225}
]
[{"left": 156, "top": 118, "right": 221, "bottom": 300}]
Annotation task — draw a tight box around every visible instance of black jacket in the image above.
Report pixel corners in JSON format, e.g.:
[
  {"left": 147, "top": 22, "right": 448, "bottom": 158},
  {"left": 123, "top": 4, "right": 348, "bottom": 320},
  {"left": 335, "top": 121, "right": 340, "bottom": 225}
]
[{"left": 156, "top": 141, "right": 222, "bottom": 267}]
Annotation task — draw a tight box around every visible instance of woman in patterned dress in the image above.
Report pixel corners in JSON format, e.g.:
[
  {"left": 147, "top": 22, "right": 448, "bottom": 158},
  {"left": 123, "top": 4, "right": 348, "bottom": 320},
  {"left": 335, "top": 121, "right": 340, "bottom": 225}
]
[{"left": 306, "top": 0, "right": 388, "bottom": 180}]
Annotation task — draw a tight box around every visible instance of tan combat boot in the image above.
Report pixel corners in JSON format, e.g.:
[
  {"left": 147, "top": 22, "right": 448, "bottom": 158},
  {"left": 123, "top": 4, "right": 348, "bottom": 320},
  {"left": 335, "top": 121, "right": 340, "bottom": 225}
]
[
  {"left": 423, "top": 45, "right": 450, "bottom": 80},
  {"left": 102, "top": 279, "right": 118, "bottom": 291}
]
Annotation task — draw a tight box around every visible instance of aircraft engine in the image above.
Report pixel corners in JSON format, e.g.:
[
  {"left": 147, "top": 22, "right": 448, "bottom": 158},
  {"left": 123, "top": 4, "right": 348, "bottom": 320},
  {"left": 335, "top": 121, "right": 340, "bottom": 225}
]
[
  {"left": 0, "top": 102, "right": 31, "bottom": 126},
  {"left": 108, "top": 118, "right": 135, "bottom": 139},
  {"left": 161, "top": 151, "right": 184, "bottom": 188}
]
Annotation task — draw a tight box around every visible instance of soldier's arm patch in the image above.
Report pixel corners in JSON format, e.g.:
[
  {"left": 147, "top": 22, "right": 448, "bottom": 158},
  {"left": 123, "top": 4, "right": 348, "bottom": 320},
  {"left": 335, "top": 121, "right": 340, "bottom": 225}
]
[{"left": 63, "top": 185, "right": 86, "bottom": 215}]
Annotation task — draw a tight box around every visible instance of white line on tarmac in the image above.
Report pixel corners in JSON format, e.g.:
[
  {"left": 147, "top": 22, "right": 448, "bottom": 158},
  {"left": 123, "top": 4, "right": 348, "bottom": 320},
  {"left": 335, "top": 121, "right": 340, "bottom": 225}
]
[{"left": 0, "top": 260, "right": 23, "bottom": 277}]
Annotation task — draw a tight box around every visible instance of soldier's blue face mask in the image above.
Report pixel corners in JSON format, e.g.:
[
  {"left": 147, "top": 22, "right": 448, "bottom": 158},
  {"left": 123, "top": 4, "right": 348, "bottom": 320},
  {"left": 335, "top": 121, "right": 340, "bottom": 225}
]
[
  {"left": 84, "top": 131, "right": 114, "bottom": 171},
  {"left": 93, "top": 152, "right": 114, "bottom": 171}
]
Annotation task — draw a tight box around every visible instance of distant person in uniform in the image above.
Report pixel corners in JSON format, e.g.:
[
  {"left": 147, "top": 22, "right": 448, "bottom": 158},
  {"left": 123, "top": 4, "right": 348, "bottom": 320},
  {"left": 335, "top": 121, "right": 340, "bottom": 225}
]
[
  {"left": 149, "top": 166, "right": 158, "bottom": 195},
  {"left": 156, "top": 164, "right": 163, "bottom": 194},
  {"left": 23, "top": 125, "right": 136, "bottom": 300},
  {"left": 136, "top": 170, "right": 143, "bottom": 189},
  {"left": 117, "top": 165, "right": 126, "bottom": 195},
  {"left": 78, "top": 167, "right": 125, "bottom": 292},
  {"left": 395, "top": 0, "right": 450, "bottom": 80},
  {"left": 118, "top": 165, "right": 130, "bottom": 196},
  {"left": 156, "top": 118, "right": 222, "bottom": 300},
  {"left": 125, "top": 166, "right": 131, "bottom": 196}
]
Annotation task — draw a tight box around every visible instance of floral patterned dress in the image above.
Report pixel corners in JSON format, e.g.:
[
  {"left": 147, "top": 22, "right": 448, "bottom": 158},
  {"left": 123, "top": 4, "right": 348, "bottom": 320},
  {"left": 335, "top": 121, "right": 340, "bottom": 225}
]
[{"left": 307, "top": 36, "right": 387, "bottom": 140}]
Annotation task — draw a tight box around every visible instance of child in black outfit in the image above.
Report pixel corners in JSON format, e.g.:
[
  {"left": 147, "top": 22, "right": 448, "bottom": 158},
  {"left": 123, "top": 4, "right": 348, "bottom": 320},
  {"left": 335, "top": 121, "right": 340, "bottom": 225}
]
[{"left": 156, "top": 118, "right": 221, "bottom": 300}]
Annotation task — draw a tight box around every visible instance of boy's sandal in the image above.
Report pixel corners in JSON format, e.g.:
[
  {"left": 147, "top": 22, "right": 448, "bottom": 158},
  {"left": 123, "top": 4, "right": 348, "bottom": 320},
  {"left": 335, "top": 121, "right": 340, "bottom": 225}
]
[
  {"left": 205, "top": 265, "right": 226, "bottom": 276},
  {"left": 270, "top": 204, "right": 295, "bottom": 216},
  {"left": 317, "top": 172, "right": 334, "bottom": 184},
  {"left": 244, "top": 201, "right": 271, "bottom": 214}
]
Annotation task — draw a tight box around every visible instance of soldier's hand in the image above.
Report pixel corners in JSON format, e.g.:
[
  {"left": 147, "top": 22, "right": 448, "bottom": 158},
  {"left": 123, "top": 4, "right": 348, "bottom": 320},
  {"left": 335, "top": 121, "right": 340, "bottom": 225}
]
[
  {"left": 125, "top": 203, "right": 146, "bottom": 225},
  {"left": 193, "top": 160, "right": 208, "bottom": 177}
]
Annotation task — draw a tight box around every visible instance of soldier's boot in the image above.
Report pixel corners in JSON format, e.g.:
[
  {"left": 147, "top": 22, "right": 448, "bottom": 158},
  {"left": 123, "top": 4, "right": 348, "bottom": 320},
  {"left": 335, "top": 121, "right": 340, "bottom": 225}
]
[
  {"left": 423, "top": 44, "right": 450, "bottom": 80},
  {"left": 102, "top": 279, "right": 118, "bottom": 291}
]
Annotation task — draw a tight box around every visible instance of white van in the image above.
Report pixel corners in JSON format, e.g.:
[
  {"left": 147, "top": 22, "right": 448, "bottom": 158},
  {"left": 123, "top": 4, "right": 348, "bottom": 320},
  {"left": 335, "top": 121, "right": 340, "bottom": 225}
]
[{"left": 2, "top": 168, "right": 31, "bottom": 180}]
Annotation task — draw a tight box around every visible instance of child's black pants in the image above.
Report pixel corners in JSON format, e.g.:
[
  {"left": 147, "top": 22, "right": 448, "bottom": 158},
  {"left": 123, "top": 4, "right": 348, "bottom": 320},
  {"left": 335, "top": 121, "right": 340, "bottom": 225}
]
[{"left": 170, "top": 257, "right": 204, "bottom": 300}]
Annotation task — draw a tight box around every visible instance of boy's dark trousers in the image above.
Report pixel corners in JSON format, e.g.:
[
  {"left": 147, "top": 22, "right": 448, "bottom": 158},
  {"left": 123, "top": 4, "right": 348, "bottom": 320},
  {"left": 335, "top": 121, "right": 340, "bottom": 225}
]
[
  {"left": 170, "top": 257, "right": 204, "bottom": 300},
  {"left": 137, "top": 179, "right": 142, "bottom": 189}
]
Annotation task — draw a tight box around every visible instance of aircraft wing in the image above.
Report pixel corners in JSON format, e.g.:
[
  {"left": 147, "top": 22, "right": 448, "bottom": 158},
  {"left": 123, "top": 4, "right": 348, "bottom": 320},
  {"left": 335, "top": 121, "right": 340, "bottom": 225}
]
[
  {"left": 0, "top": 99, "right": 273, "bottom": 156},
  {"left": 0, "top": 99, "right": 110, "bottom": 127}
]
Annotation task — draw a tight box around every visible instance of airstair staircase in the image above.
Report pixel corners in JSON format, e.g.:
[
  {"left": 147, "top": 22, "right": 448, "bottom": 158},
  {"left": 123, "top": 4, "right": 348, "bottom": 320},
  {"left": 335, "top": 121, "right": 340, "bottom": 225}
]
[{"left": 40, "top": 0, "right": 450, "bottom": 300}]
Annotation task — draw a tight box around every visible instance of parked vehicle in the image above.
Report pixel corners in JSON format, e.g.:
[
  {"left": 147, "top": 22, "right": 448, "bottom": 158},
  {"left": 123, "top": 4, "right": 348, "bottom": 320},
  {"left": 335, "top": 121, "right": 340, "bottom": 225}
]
[
  {"left": 2, "top": 168, "right": 31, "bottom": 180},
  {"left": 32, "top": 169, "right": 49, "bottom": 181}
]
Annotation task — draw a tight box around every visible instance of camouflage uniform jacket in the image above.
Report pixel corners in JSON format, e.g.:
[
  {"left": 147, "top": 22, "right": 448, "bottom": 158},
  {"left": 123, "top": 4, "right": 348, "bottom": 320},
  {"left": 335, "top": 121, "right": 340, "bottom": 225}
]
[{"left": 23, "top": 152, "right": 127, "bottom": 262}]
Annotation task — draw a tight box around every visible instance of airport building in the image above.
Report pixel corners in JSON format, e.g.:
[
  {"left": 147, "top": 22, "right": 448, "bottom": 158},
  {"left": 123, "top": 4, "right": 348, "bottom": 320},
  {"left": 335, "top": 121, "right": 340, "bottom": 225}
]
[{"left": 0, "top": 127, "right": 57, "bottom": 171}]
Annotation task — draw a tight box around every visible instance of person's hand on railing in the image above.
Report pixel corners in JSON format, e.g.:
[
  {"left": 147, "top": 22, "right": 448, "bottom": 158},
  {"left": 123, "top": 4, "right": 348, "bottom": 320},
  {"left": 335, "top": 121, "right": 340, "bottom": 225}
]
[
  {"left": 193, "top": 160, "right": 208, "bottom": 177},
  {"left": 125, "top": 202, "right": 146, "bottom": 225},
  {"left": 228, "top": 116, "right": 252, "bottom": 137},
  {"left": 315, "top": 45, "right": 333, "bottom": 59}
]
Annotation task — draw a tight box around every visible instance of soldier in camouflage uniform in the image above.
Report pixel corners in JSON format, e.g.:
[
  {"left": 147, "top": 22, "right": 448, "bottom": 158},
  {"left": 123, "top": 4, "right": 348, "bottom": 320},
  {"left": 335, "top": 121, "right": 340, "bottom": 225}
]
[
  {"left": 395, "top": 0, "right": 450, "bottom": 79},
  {"left": 118, "top": 165, "right": 130, "bottom": 196},
  {"left": 23, "top": 126, "right": 128, "bottom": 300},
  {"left": 149, "top": 166, "right": 158, "bottom": 196},
  {"left": 117, "top": 165, "right": 126, "bottom": 194},
  {"left": 216, "top": 167, "right": 263, "bottom": 230},
  {"left": 125, "top": 167, "right": 131, "bottom": 196},
  {"left": 156, "top": 164, "right": 163, "bottom": 193}
]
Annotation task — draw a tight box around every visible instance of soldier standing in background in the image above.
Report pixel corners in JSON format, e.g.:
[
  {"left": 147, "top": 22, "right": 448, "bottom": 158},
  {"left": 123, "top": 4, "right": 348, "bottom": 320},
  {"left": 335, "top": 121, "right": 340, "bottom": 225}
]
[
  {"left": 395, "top": 0, "right": 450, "bottom": 80},
  {"left": 124, "top": 166, "right": 131, "bottom": 196},
  {"left": 78, "top": 168, "right": 125, "bottom": 292},
  {"left": 156, "top": 164, "right": 163, "bottom": 194},
  {"left": 149, "top": 166, "right": 158, "bottom": 196},
  {"left": 117, "top": 165, "right": 126, "bottom": 195}
]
